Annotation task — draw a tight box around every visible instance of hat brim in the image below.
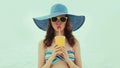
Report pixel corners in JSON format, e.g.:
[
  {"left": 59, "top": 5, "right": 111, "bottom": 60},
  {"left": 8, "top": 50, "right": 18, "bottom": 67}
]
[{"left": 33, "top": 13, "right": 85, "bottom": 31}]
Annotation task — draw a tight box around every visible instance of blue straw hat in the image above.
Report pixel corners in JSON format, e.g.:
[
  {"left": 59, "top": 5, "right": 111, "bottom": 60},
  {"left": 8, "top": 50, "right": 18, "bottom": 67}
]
[{"left": 33, "top": 3, "right": 85, "bottom": 31}]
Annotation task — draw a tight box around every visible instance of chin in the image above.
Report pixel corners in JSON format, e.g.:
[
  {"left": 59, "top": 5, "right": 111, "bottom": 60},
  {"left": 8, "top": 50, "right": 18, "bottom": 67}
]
[{"left": 55, "top": 28, "right": 63, "bottom": 32}]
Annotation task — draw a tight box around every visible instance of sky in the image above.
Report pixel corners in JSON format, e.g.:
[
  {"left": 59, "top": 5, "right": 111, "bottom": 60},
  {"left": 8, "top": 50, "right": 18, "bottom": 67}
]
[{"left": 0, "top": 0, "right": 120, "bottom": 68}]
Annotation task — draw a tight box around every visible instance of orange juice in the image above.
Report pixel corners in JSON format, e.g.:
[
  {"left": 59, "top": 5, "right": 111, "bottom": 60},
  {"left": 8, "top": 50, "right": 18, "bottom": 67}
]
[{"left": 55, "top": 36, "right": 65, "bottom": 47}]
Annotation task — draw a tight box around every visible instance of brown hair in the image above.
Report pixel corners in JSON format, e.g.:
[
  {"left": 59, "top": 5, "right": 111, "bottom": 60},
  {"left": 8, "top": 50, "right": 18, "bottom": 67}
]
[{"left": 43, "top": 16, "right": 75, "bottom": 47}]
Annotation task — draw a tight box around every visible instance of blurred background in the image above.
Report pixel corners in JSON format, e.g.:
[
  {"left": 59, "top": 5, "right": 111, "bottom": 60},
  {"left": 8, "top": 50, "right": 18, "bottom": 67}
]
[{"left": 0, "top": 0, "right": 120, "bottom": 68}]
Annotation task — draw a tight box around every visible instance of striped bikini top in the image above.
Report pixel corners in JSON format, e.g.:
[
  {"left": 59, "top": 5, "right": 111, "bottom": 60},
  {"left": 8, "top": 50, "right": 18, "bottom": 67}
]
[{"left": 45, "top": 48, "right": 75, "bottom": 64}]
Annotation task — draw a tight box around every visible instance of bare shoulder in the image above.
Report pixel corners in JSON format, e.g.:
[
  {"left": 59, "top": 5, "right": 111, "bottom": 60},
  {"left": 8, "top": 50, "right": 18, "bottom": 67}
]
[
  {"left": 73, "top": 38, "right": 80, "bottom": 49},
  {"left": 38, "top": 40, "right": 46, "bottom": 51}
]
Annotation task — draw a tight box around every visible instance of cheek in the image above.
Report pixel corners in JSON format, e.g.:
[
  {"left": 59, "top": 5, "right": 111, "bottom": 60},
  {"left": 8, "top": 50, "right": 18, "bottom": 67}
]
[
  {"left": 51, "top": 23, "right": 57, "bottom": 29},
  {"left": 62, "top": 23, "right": 66, "bottom": 29}
]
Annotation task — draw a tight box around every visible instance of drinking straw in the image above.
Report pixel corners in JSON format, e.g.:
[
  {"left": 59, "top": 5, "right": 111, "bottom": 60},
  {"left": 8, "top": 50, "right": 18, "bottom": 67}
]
[{"left": 58, "top": 28, "right": 61, "bottom": 36}]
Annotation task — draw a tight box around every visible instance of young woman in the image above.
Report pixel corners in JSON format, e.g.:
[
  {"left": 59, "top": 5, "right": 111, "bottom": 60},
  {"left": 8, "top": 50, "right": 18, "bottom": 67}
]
[{"left": 33, "top": 3, "right": 85, "bottom": 68}]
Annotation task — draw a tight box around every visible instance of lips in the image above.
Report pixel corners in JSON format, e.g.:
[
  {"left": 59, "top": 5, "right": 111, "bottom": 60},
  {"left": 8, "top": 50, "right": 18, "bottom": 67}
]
[{"left": 57, "top": 26, "right": 61, "bottom": 28}]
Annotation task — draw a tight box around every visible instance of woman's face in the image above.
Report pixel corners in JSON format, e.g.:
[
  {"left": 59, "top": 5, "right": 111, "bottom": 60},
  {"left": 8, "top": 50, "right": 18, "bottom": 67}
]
[{"left": 50, "top": 15, "right": 67, "bottom": 32}]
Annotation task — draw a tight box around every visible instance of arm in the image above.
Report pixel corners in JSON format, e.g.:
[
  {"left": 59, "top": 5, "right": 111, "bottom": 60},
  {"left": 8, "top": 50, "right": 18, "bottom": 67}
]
[
  {"left": 38, "top": 41, "right": 62, "bottom": 68},
  {"left": 38, "top": 41, "right": 54, "bottom": 68},
  {"left": 61, "top": 39, "right": 82, "bottom": 68},
  {"left": 73, "top": 39, "right": 82, "bottom": 68}
]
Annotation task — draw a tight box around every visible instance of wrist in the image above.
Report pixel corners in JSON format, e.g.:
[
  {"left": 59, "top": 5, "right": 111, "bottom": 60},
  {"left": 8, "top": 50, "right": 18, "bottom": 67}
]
[
  {"left": 65, "top": 57, "right": 70, "bottom": 62},
  {"left": 51, "top": 54, "right": 56, "bottom": 59},
  {"left": 64, "top": 55, "right": 69, "bottom": 60}
]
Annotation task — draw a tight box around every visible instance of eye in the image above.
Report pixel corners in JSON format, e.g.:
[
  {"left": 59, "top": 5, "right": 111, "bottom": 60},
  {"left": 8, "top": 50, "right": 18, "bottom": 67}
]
[
  {"left": 51, "top": 17, "right": 57, "bottom": 22},
  {"left": 60, "top": 17, "right": 67, "bottom": 22}
]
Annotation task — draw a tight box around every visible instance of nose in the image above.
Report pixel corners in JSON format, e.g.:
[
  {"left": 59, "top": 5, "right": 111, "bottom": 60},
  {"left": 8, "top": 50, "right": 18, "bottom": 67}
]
[{"left": 56, "top": 20, "right": 61, "bottom": 25}]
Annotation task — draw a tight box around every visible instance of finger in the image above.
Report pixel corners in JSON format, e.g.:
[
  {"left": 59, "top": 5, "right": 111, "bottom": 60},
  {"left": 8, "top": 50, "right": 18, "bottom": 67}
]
[
  {"left": 53, "top": 44, "right": 58, "bottom": 48},
  {"left": 61, "top": 48, "right": 67, "bottom": 54},
  {"left": 60, "top": 49, "right": 65, "bottom": 54},
  {"left": 55, "top": 46, "right": 62, "bottom": 49},
  {"left": 61, "top": 47, "right": 65, "bottom": 51},
  {"left": 55, "top": 50, "right": 63, "bottom": 55},
  {"left": 61, "top": 46, "right": 66, "bottom": 50},
  {"left": 61, "top": 52, "right": 65, "bottom": 56},
  {"left": 55, "top": 50, "right": 63, "bottom": 54},
  {"left": 55, "top": 47, "right": 62, "bottom": 52},
  {"left": 62, "top": 46, "right": 65, "bottom": 48},
  {"left": 55, "top": 48, "right": 61, "bottom": 52},
  {"left": 55, "top": 51, "right": 62, "bottom": 54}
]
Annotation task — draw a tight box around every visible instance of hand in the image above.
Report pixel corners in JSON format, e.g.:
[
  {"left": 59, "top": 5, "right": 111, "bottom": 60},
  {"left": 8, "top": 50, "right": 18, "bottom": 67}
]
[
  {"left": 51, "top": 43, "right": 63, "bottom": 59},
  {"left": 60, "top": 46, "right": 69, "bottom": 60}
]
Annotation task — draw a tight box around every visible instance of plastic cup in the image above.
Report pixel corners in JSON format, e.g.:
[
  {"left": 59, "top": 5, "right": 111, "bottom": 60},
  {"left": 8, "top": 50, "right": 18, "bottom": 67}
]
[{"left": 55, "top": 36, "right": 65, "bottom": 47}]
